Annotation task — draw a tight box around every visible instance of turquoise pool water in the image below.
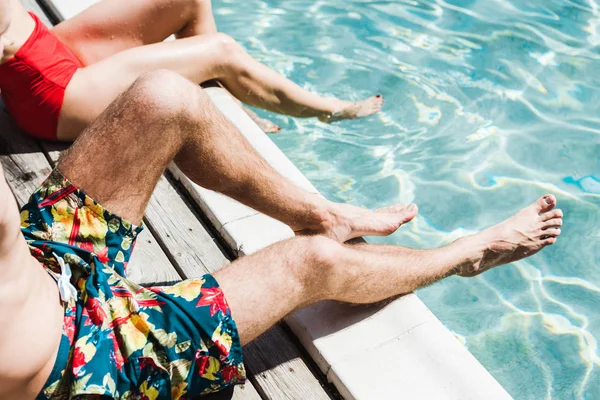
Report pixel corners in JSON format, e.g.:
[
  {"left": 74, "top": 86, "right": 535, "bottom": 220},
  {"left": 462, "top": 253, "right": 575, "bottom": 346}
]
[{"left": 214, "top": 0, "right": 600, "bottom": 397}]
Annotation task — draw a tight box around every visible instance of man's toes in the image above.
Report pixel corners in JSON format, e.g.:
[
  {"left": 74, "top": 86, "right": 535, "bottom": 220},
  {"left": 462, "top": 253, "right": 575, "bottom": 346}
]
[
  {"left": 542, "top": 218, "right": 563, "bottom": 229},
  {"left": 541, "top": 228, "right": 561, "bottom": 237},
  {"left": 400, "top": 204, "right": 418, "bottom": 221},
  {"left": 376, "top": 204, "right": 406, "bottom": 213},
  {"left": 392, "top": 203, "right": 418, "bottom": 218},
  {"left": 375, "top": 203, "right": 418, "bottom": 222},
  {"left": 531, "top": 194, "right": 556, "bottom": 214},
  {"left": 541, "top": 237, "right": 558, "bottom": 246},
  {"left": 540, "top": 208, "right": 563, "bottom": 222}
]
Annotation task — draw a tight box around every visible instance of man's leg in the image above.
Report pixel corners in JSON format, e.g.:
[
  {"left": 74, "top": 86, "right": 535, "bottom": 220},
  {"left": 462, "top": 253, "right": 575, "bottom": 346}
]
[
  {"left": 59, "top": 70, "right": 414, "bottom": 242},
  {"left": 216, "top": 196, "right": 563, "bottom": 344}
]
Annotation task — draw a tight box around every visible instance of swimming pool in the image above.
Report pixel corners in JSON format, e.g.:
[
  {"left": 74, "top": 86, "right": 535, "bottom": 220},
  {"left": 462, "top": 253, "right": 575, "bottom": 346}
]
[{"left": 214, "top": 0, "right": 600, "bottom": 397}]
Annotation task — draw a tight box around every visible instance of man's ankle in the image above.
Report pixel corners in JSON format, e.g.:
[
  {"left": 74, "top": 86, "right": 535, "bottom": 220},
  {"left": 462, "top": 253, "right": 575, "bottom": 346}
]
[{"left": 447, "top": 236, "right": 486, "bottom": 277}]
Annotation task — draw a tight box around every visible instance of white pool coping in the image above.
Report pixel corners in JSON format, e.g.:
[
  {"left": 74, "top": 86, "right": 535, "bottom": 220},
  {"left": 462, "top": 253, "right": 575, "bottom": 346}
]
[{"left": 43, "top": 2, "right": 513, "bottom": 397}]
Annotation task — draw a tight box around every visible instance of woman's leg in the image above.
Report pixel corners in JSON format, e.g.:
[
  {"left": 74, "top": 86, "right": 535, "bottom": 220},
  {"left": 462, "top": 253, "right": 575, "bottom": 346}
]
[
  {"left": 53, "top": 0, "right": 382, "bottom": 140},
  {"left": 52, "top": 0, "right": 284, "bottom": 132},
  {"left": 51, "top": 0, "right": 218, "bottom": 65},
  {"left": 59, "top": 34, "right": 383, "bottom": 140}
]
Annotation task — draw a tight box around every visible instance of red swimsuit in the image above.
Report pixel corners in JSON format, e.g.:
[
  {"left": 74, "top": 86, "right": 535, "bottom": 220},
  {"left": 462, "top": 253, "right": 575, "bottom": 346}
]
[{"left": 0, "top": 12, "right": 82, "bottom": 140}]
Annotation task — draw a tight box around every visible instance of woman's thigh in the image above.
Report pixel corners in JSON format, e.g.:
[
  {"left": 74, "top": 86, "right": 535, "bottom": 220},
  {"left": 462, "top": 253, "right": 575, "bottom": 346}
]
[
  {"left": 57, "top": 35, "right": 231, "bottom": 141},
  {"left": 51, "top": 0, "right": 215, "bottom": 65}
]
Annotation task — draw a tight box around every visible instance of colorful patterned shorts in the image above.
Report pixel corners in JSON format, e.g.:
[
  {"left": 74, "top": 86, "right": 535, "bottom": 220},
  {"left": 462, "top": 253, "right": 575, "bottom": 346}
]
[{"left": 21, "top": 170, "right": 246, "bottom": 399}]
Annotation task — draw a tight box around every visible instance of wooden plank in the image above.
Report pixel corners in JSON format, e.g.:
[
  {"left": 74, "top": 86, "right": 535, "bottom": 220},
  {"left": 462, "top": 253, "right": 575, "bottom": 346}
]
[
  {"left": 244, "top": 327, "right": 335, "bottom": 400},
  {"left": 125, "top": 232, "right": 181, "bottom": 287},
  {"left": 0, "top": 113, "right": 51, "bottom": 203}
]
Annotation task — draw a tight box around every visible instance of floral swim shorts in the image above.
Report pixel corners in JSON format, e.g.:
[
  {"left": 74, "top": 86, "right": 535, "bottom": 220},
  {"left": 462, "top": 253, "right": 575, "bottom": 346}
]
[{"left": 21, "top": 170, "right": 246, "bottom": 399}]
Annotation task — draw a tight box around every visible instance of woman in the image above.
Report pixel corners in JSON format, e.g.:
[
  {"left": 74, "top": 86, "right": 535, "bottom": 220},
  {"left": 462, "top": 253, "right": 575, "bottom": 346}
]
[{"left": 0, "top": 0, "right": 383, "bottom": 141}]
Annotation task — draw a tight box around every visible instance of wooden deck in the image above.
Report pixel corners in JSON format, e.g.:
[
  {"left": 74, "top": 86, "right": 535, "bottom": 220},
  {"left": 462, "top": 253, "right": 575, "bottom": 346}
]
[{"left": 0, "top": 2, "right": 340, "bottom": 399}]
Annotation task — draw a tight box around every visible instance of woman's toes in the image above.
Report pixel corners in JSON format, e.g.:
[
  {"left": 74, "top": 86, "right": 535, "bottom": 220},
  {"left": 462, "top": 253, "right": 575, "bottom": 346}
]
[
  {"left": 541, "top": 237, "right": 558, "bottom": 246},
  {"left": 531, "top": 194, "right": 557, "bottom": 214},
  {"left": 540, "top": 208, "right": 563, "bottom": 222},
  {"left": 543, "top": 218, "right": 563, "bottom": 229}
]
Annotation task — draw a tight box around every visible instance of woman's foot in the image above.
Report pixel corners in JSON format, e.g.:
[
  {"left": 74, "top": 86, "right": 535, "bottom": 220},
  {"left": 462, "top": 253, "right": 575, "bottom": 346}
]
[
  {"left": 318, "top": 95, "right": 384, "bottom": 123},
  {"left": 298, "top": 202, "right": 418, "bottom": 243},
  {"left": 458, "top": 195, "right": 563, "bottom": 277}
]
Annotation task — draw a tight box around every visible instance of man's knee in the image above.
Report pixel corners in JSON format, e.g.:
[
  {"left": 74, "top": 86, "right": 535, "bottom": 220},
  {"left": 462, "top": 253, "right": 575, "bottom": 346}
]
[
  {"left": 126, "top": 70, "right": 207, "bottom": 121},
  {"left": 292, "top": 236, "right": 343, "bottom": 289}
]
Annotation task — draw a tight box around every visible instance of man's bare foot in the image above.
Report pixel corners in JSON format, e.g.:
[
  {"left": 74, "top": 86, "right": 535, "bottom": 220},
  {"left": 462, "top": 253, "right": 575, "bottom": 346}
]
[
  {"left": 318, "top": 95, "right": 384, "bottom": 124},
  {"left": 298, "top": 202, "right": 418, "bottom": 242},
  {"left": 242, "top": 106, "right": 281, "bottom": 133},
  {"left": 458, "top": 195, "right": 563, "bottom": 277}
]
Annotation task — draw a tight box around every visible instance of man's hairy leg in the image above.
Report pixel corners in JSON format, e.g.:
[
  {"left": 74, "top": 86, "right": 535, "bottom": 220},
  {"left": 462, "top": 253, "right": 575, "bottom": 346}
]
[
  {"left": 216, "top": 196, "right": 562, "bottom": 344},
  {"left": 0, "top": 166, "right": 64, "bottom": 399},
  {"left": 59, "top": 70, "right": 416, "bottom": 240}
]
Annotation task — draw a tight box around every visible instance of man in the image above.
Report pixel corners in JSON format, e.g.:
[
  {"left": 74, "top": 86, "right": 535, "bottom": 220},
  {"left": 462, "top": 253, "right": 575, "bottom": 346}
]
[{"left": 0, "top": 70, "right": 563, "bottom": 399}]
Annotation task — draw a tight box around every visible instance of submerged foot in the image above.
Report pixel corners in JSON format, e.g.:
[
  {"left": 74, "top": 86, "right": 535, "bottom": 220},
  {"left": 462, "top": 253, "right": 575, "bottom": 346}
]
[
  {"left": 318, "top": 95, "right": 384, "bottom": 124},
  {"left": 458, "top": 195, "right": 563, "bottom": 277},
  {"left": 299, "top": 202, "right": 418, "bottom": 243},
  {"left": 242, "top": 106, "right": 281, "bottom": 133}
]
